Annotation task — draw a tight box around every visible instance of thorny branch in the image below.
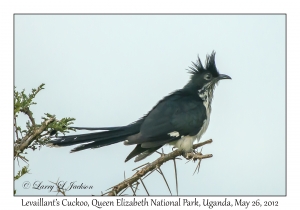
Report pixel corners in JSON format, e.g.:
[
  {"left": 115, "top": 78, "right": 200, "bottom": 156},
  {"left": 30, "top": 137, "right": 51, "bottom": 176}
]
[
  {"left": 14, "top": 84, "right": 75, "bottom": 195},
  {"left": 20, "top": 107, "right": 36, "bottom": 127},
  {"left": 14, "top": 117, "right": 56, "bottom": 157},
  {"left": 107, "top": 139, "right": 213, "bottom": 196},
  {"left": 14, "top": 84, "right": 76, "bottom": 159}
]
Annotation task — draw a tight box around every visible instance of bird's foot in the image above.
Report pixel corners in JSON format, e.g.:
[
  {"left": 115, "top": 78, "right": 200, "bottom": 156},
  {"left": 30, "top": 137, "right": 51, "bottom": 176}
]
[
  {"left": 182, "top": 151, "right": 191, "bottom": 160},
  {"left": 182, "top": 149, "right": 202, "bottom": 161}
]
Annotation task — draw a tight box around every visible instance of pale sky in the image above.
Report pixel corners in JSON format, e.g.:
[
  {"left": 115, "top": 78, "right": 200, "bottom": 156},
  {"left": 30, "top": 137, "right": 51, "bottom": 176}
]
[{"left": 14, "top": 14, "right": 285, "bottom": 196}]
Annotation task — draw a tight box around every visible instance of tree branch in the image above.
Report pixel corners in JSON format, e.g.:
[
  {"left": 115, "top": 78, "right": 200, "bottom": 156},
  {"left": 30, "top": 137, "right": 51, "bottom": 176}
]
[
  {"left": 14, "top": 116, "right": 19, "bottom": 140},
  {"left": 14, "top": 117, "right": 55, "bottom": 157},
  {"left": 107, "top": 139, "right": 213, "bottom": 196},
  {"left": 20, "top": 107, "right": 36, "bottom": 127}
]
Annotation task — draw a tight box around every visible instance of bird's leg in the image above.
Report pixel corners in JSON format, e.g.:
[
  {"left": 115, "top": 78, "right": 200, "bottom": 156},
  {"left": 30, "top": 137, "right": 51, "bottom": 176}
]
[{"left": 182, "top": 148, "right": 201, "bottom": 161}]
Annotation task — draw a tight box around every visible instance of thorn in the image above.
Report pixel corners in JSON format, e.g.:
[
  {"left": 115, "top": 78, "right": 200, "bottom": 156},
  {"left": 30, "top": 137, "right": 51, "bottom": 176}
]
[
  {"left": 155, "top": 148, "right": 165, "bottom": 157},
  {"left": 139, "top": 178, "right": 150, "bottom": 196},
  {"left": 119, "top": 186, "right": 129, "bottom": 196},
  {"left": 132, "top": 162, "right": 149, "bottom": 171},
  {"left": 128, "top": 183, "right": 136, "bottom": 196},
  {"left": 173, "top": 159, "right": 179, "bottom": 196},
  {"left": 192, "top": 147, "right": 204, "bottom": 175},
  {"left": 133, "top": 182, "right": 139, "bottom": 195},
  {"left": 185, "top": 159, "right": 192, "bottom": 164},
  {"left": 105, "top": 186, "right": 114, "bottom": 191},
  {"left": 193, "top": 159, "right": 202, "bottom": 175},
  {"left": 142, "top": 169, "right": 156, "bottom": 180},
  {"left": 155, "top": 168, "right": 162, "bottom": 175},
  {"left": 157, "top": 167, "right": 172, "bottom": 195}
]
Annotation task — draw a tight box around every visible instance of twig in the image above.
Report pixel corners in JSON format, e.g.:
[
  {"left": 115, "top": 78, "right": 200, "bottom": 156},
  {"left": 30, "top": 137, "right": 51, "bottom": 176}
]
[
  {"left": 185, "top": 153, "right": 213, "bottom": 160},
  {"left": 18, "top": 155, "right": 29, "bottom": 163},
  {"left": 20, "top": 107, "right": 36, "bottom": 127},
  {"left": 14, "top": 117, "right": 19, "bottom": 140},
  {"left": 192, "top": 139, "right": 213, "bottom": 149}
]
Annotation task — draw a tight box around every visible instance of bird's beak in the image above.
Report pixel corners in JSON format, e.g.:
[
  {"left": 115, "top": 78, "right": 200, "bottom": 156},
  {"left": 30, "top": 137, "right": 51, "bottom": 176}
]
[{"left": 218, "top": 74, "right": 232, "bottom": 80}]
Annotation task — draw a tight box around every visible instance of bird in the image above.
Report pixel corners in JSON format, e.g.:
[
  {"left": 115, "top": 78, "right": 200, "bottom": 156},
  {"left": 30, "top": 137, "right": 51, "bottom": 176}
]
[{"left": 48, "top": 51, "right": 231, "bottom": 162}]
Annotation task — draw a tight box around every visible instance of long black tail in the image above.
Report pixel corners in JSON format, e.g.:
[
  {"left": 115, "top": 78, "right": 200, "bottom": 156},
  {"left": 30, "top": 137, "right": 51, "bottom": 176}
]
[{"left": 48, "top": 123, "right": 141, "bottom": 153}]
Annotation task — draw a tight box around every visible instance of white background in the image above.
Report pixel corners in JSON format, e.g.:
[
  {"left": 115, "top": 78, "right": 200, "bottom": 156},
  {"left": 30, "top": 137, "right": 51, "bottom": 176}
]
[{"left": 1, "top": 0, "right": 298, "bottom": 209}]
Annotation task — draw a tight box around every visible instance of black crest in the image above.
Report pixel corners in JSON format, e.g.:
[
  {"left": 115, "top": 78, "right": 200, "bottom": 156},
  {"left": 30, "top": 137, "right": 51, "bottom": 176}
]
[{"left": 188, "top": 51, "right": 219, "bottom": 77}]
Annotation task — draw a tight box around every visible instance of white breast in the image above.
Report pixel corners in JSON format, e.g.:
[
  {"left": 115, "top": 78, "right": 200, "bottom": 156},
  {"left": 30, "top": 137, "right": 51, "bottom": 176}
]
[
  {"left": 168, "top": 87, "right": 213, "bottom": 152},
  {"left": 168, "top": 103, "right": 211, "bottom": 152}
]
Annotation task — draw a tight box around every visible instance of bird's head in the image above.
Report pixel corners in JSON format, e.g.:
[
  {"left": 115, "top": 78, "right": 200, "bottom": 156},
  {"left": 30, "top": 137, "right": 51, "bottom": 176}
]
[{"left": 185, "top": 51, "right": 231, "bottom": 91}]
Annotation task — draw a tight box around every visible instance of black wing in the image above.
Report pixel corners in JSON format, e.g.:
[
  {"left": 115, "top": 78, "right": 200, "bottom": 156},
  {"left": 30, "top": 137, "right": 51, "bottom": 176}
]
[{"left": 126, "top": 90, "right": 207, "bottom": 148}]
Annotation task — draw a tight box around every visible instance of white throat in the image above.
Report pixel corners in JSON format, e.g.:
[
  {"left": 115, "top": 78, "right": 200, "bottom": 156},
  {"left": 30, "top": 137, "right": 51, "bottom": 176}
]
[{"left": 168, "top": 83, "right": 216, "bottom": 152}]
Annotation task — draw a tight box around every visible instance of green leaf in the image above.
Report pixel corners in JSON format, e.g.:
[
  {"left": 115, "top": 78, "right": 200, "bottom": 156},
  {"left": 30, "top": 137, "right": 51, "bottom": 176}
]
[{"left": 14, "top": 166, "right": 30, "bottom": 181}]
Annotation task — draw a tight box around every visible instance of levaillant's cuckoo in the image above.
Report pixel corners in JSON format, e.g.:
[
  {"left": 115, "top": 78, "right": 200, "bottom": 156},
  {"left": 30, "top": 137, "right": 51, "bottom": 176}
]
[{"left": 48, "top": 52, "right": 231, "bottom": 162}]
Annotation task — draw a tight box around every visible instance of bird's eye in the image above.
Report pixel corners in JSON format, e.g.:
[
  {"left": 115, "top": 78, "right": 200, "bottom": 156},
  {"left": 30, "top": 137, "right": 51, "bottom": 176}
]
[{"left": 204, "top": 73, "right": 212, "bottom": 80}]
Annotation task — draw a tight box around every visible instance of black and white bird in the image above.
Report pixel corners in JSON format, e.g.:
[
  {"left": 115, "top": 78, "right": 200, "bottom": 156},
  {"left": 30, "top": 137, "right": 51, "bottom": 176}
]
[{"left": 48, "top": 51, "right": 231, "bottom": 162}]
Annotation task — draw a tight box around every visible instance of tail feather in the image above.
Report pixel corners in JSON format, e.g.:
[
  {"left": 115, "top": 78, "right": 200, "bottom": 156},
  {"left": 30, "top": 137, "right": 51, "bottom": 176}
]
[
  {"left": 70, "top": 126, "right": 121, "bottom": 131},
  {"left": 134, "top": 146, "right": 162, "bottom": 162},
  {"left": 48, "top": 125, "right": 138, "bottom": 149},
  {"left": 47, "top": 119, "right": 162, "bottom": 162},
  {"left": 124, "top": 144, "right": 162, "bottom": 162},
  {"left": 48, "top": 128, "right": 127, "bottom": 147},
  {"left": 70, "top": 136, "right": 126, "bottom": 152}
]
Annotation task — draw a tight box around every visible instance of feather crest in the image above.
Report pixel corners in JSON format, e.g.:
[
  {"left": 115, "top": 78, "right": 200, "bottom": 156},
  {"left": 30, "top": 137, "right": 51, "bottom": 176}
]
[{"left": 187, "top": 51, "right": 219, "bottom": 77}]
